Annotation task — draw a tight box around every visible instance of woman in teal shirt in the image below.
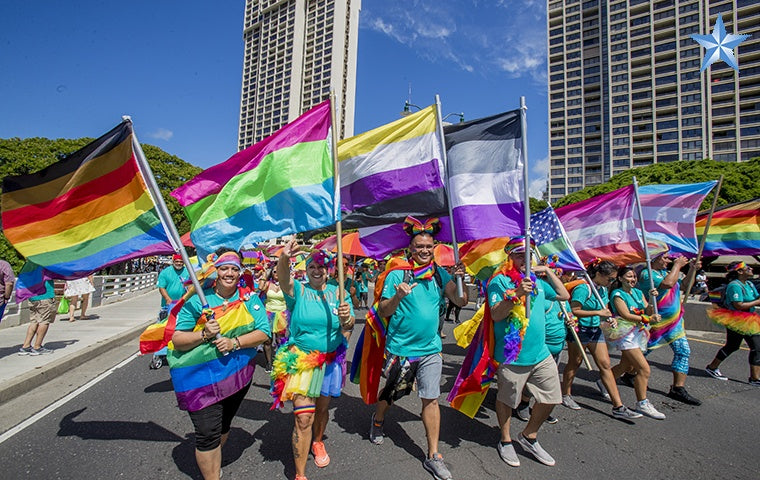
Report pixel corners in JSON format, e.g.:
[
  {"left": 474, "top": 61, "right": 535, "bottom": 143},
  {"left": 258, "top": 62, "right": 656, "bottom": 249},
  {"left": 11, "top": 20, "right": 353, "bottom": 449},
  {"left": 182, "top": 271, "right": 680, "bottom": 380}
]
[
  {"left": 561, "top": 259, "right": 642, "bottom": 419},
  {"left": 271, "top": 239, "right": 355, "bottom": 480}
]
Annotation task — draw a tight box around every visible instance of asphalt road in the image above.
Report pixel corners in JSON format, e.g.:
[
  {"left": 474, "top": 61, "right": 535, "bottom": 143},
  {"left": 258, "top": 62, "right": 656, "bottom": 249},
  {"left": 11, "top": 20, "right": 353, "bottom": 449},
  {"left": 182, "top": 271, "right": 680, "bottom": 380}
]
[{"left": 1, "top": 306, "right": 757, "bottom": 480}]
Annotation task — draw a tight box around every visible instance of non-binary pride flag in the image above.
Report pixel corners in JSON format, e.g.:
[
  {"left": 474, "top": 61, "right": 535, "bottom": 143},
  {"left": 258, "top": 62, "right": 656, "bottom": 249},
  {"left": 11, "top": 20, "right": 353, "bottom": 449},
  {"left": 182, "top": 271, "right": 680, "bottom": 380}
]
[
  {"left": 337, "top": 105, "right": 447, "bottom": 229},
  {"left": 531, "top": 206, "right": 585, "bottom": 271},
  {"left": 696, "top": 198, "right": 760, "bottom": 256},
  {"left": 1, "top": 121, "right": 174, "bottom": 301},
  {"left": 443, "top": 109, "right": 524, "bottom": 241},
  {"left": 172, "top": 100, "right": 337, "bottom": 257}
]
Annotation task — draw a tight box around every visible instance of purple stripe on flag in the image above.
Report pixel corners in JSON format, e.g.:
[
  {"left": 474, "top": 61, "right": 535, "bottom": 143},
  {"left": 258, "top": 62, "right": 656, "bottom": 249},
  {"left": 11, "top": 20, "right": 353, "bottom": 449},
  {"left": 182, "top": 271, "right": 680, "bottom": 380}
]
[
  {"left": 359, "top": 223, "right": 410, "bottom": 258},
  {"left": 451, "top": 203, "right": 523, "bottom": 241},
  {"left": 172, "top": 101, "right": 331, "bottom": 206},
  {"left": 340, "top": 159, "right": 443, "bottom": 211},
  {"left": 175, "top": 364, "right": 255, "bottom": 412}
]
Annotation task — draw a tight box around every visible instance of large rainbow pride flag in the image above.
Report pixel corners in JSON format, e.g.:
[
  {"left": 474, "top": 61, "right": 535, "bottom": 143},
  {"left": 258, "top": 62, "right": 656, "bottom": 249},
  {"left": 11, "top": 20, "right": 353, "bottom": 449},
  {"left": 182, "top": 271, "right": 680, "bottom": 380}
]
[
  {"left": 696, "top": 198, "right": 760, "bottom": 256},
  {"left": 1, "top": 121, "right": 174, "bottom": 301},
  {"left": 172, "top": 100, "right": 337, "bottom": 257}
]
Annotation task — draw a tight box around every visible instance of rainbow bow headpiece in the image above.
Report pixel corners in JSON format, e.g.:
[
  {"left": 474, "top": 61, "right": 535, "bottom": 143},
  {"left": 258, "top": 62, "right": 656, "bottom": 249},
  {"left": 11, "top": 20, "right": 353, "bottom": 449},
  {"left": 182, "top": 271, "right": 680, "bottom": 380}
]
[
  {"left": 306, "top": 249, "right": 336, "bottom": 269},
  {"left": 403, "top": 216, "right": 441, "bottom": 237}
]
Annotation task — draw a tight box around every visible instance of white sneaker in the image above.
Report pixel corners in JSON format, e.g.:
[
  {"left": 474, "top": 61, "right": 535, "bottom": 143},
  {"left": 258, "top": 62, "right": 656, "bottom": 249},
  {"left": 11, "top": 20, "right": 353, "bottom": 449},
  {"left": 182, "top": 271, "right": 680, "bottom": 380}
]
[
  {"left": 596, "top": 379, "right": 611, "bottom": 401},
  {"left": 561, "top": 394, "right": 581, "bottom": 410},
  {"left": 636, "top": 399, "right": 666, "bottom": 420}
]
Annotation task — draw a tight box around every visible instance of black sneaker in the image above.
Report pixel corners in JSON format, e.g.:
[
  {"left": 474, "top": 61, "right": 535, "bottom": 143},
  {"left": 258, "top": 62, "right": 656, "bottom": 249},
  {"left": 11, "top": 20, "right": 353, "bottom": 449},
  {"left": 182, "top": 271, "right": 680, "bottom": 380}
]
[
  {"left": 620, "top": 372, "right": 636, "bottom": 388},
  {"left": 667, "top": 386, "right": 701, "bottom": 406},
  {"left": 515, "top": 401, "right": 530, "bottom": 422}
]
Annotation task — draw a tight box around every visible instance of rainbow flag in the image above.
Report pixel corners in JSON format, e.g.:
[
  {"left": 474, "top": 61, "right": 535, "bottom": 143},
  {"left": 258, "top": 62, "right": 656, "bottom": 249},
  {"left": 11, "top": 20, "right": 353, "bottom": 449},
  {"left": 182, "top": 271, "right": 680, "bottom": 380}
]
[
  {"left": 459, "top": 237, "right": 508, "bottom": 281},
  {"left": 696, "top": 198, "right": 760, "bottom": 256},
  {"left": 1, "top": 121, "right": 174, "bottom": 301},
  {"left": 172, "top": 100, "right": 337, "bottom": 257},
  {"left": 337, "top": 105, "right": 447, "bottom": 229},
  {"left": 168, "top": 293, "right": 259, "bottom": 411}
]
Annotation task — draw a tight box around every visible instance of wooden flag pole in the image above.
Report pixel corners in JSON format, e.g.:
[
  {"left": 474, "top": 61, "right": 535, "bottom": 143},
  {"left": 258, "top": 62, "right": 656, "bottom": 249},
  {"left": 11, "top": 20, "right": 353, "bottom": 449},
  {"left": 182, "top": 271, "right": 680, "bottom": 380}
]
[
  {"left": 329, "top": 91, "right": 346, "bottom": 306},
  {"left": 681, "top": 175, "right": 723, "bottom": 307},
  {"left": 559, "top": 302, "right": 593, "bottom": 371}
]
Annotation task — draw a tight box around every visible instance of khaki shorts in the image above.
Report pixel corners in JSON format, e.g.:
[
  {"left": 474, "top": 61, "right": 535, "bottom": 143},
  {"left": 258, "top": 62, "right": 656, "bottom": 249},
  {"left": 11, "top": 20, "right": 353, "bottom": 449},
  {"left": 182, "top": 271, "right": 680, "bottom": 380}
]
[
  {"left": 496, "top": 355, "right": 562, "bottom": 408},
  {"left": 30, "top": 298, "right": 57, "bottom": 325}
]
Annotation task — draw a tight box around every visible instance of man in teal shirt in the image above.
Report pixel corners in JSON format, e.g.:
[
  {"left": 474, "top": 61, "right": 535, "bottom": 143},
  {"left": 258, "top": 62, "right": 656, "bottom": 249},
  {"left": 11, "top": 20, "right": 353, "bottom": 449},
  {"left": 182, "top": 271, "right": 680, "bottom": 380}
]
[
  {"left": 157, "top": 254, "right": 188, "bottom": 308},
  {"left": 368, "top": 217, "right": 467, "bottom": 480},
  {"left": 487, "top": 238, "right": 568, "bottom": 468}
]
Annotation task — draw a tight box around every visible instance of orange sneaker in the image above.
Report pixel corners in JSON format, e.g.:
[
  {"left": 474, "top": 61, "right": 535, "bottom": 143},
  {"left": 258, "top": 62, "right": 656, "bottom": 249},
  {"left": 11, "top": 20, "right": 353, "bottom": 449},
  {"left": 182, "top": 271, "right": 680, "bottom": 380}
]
[
  {"left": 294, "top": 475, "right": 308, "bottom": 480},
  {"left": 311, "top": 440, "right": 330, "bottom": 468}
]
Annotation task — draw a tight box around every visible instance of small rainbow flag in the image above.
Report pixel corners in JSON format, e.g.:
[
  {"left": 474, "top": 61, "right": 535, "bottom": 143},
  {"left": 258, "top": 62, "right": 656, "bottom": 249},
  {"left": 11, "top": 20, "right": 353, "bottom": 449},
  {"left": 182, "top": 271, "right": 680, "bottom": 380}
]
[
  {"left": 1, "top": 121, "right": 174, "bottom": 301},
  {"left": 696, "top": 198, "right": 760, "bottom": 256}
]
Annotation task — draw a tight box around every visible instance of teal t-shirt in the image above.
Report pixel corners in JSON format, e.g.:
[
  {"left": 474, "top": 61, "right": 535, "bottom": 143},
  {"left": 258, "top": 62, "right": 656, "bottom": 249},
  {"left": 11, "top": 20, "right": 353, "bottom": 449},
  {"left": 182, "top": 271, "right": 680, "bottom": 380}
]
[
  {"left": 285, "top": 282, "right": 354, "bottom": 353},
  {"left": 157, "top": 266, "right": 189, "bottom": 307},
  {"left": 637, "top": 269, "right": 669, "bottom": 294},
  {"left": 544, "top": 299, "right": 569, "bottom": 355},
  {"left": 488, "top": 274, "right": 557, "bottom": 366},
  {"left": 571, "top": 282, "right": 608, "bottom": 327},
  {"left": 382, "top": 266, "right": 452, "bottom": 357},
  {"left": 30, "top": 280, "right": 55, "bottom": 301},
  {"left": 176, "top": 288, "right": 270, "bottom": 338},
  {"left": 725, "top": 279, "right": 759, "bottom": 312},
  {"left": 610, "top": 288, "right": 646, "bottom": 316}
]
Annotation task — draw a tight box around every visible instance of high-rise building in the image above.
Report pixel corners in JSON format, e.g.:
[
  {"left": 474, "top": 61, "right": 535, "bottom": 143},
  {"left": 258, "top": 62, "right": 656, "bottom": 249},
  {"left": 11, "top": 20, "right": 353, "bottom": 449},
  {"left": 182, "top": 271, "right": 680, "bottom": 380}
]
[
  {"left": 238, "top": 0, "right": 361, "bottom": 150},
  {"left": 546, "top": 0, "right": 760, "bottom": 204}
]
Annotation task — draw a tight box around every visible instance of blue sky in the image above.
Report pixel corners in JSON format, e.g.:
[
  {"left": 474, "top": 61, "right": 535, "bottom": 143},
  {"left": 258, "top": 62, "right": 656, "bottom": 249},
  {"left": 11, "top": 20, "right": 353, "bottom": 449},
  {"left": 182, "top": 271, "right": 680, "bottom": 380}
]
[{"left": 1, "top": 0, "right": 549, "bottom": 196}]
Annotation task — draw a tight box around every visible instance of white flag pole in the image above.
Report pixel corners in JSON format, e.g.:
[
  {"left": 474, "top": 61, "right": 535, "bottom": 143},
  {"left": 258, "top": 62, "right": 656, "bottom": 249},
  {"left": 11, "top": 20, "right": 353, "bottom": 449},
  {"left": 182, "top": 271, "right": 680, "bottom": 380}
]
[
  {"left": 126, "top": 116, "right": 224, "bottom": 346},
  {"left": 520, "top": 96, "right": 531, "bottom": 318},
  {"left": 435, "top": 94, "right": 464, "bottom": 298},
  {"left": 632, "top": 176, "right": 658, "bottom": 316}
]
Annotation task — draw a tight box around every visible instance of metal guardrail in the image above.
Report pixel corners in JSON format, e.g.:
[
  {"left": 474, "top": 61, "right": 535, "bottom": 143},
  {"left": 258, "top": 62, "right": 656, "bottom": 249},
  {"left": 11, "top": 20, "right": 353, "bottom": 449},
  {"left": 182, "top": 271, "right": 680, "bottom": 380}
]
[{"left": 1, "top": 273, "right": 158, "bottom": 329}]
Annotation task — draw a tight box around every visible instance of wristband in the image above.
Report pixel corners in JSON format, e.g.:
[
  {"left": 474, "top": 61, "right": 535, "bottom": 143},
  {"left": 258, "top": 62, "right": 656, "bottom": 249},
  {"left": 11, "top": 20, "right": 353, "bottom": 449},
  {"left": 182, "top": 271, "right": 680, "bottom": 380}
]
[{"left": 233, "top": 337, "right": 241, "bottom": 351}]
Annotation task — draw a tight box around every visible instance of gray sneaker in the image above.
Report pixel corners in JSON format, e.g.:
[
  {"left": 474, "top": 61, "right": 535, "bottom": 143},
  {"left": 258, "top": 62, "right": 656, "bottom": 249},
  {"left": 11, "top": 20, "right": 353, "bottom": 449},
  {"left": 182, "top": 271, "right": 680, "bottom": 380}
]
[
  {"left": 515, "top": 402, "right": 530, "bottom": 421},
  {"left": 32, "top": 346, "right": 53, "bottom": 354},
  {"left": 369, "top": 413, "right": 384, "bottom": 445},
  {"left": 596, "top": 379, "right": 611, "bottom": 401},
  {"left": 423, "top": 453, "right": 453, "bottom": 480},
  {"left": 612, "top": 405, "right": 643, "bottom": 419},
  {"left": 635, "top": 399, "right": 666, "bottom": 420},
  {"left": 516, "top": 434, "right": 555, "bottom": 466},
  {"left": 561, "top": 394, "right": 581, "bottom": 410},
  {"left": 497, "top": 441, "right": 520, "bottom": 467},
  {"left": 18, "top": 346, "right": 39, "bottom": 356}
]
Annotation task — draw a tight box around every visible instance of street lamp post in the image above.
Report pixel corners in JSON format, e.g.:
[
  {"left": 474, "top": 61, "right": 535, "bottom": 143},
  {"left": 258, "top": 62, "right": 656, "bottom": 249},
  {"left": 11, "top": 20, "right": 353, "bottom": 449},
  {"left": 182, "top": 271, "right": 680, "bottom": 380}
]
[{"left": 400, "top": 101, "right": 465, "bottom": 123}]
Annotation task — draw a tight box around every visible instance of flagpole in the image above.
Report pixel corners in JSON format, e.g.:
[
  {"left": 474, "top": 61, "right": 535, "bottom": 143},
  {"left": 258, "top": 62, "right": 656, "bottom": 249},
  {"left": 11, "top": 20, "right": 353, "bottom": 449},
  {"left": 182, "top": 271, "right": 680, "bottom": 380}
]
[
  {"left": 329, "top": 91, "right": 346, "bottom": 304},
  {"left": 681, "top": 175, "right": 723, "bottom": 306},
  {"left": 520, "top": 96, "right": 531, "bottom": 318},
  {"left": 435, "top": 94, "right": 464, "bottom": 298},
  {"left": 632, "top": 176, "right": 658, "bottom": 316},
  {"left": 126, "top": 117, "right": 224, "bottom": 345},
  {"left": 558, "top": 302, "right": 593, "bottom": 370}
]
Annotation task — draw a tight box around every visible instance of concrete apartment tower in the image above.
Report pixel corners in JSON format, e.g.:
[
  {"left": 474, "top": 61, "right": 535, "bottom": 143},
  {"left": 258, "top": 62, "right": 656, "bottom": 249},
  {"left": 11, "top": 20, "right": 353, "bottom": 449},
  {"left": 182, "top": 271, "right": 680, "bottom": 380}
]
[
  {"left": 238, "top": 0, "right": 361, "bottom": 150},
  {"left": 546, "top": 0, "right": 760, "bottom": 203}
]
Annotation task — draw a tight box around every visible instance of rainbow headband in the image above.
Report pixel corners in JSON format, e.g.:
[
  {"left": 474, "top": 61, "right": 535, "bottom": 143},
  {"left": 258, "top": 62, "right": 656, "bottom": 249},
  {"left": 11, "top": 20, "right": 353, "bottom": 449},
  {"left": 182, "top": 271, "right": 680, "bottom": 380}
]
[
  {"left": 727, "top": 261, "right": 747, "bottom": 272},
  {"left": 504, "top": 236, "right": 536, "bottom": 255},
  {"left": 214, "top": 251, "right": 242, "bottom": 269}
]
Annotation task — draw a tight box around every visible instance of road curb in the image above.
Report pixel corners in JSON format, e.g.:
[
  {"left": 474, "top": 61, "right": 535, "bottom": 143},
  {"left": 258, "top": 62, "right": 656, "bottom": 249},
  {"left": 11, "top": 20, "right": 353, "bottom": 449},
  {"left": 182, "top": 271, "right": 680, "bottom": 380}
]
[{"left": 0, "top": 322, "right": 151, "bottom": 405}]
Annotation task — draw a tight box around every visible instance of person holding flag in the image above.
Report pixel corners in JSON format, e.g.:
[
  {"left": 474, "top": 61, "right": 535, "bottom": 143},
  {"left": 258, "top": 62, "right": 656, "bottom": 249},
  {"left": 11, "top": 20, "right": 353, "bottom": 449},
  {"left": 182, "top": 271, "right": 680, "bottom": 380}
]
[
  {"left": 365, "top": 216, "right": 467, "bottom": 480},
  {"left": 270, "top": 239, "right": 354, "bottom": 480},
  {"left": 169, "top": 249, "right": 271, "bottom": 480},
  {"left": 487, "top": 237, "right": 569, "bottom": 467},
  {"left": 637, "top": 242, "right": 702, "bottom": 405}
]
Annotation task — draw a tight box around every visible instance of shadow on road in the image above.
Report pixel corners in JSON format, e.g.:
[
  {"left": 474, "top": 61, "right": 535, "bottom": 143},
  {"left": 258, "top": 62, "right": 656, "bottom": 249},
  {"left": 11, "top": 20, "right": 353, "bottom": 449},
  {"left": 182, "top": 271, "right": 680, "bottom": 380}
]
[{"left": 58, "top": 407, "right": 183, "bottom": 442}]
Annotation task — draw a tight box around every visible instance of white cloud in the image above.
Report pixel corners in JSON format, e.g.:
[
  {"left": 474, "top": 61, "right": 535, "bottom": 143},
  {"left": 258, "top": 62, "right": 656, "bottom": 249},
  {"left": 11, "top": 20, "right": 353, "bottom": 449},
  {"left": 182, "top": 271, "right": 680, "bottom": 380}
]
[
  {"left": 148, "top": 128, "right": 173, "bottom": 141},
  {"left": 361, "top": 0, "right": 544, "bottom": 80},
  {"left": 529, "top": 155, "right": 549, "bottom": 198}
]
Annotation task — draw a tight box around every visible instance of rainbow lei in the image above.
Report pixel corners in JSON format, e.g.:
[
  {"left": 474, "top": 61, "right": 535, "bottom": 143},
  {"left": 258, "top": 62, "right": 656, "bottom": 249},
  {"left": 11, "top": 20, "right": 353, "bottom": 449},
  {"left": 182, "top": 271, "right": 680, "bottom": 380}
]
[{"left": 500, "top": 264, "right": 537, "bottom": 364}]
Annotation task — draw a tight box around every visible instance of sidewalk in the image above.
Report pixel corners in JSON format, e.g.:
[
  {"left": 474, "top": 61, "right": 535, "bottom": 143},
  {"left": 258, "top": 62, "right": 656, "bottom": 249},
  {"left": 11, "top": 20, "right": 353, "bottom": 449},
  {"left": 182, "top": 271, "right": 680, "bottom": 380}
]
[{"left": 0, "top": 291, "right": 160, "bottom": 404}]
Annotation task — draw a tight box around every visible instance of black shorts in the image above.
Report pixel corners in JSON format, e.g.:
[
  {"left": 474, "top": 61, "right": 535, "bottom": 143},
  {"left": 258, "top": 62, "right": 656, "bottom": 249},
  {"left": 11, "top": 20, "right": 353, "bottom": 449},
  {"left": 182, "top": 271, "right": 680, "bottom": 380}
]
[{"left": 187, "top": 382, "right": 251, "bottom": 451}]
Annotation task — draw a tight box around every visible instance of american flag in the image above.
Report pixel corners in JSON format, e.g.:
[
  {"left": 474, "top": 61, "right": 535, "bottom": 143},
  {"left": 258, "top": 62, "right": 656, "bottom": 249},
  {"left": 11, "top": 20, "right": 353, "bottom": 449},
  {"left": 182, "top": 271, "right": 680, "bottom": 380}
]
[{"left": 530, "top": 206, "right": 585, "bottom": 271}]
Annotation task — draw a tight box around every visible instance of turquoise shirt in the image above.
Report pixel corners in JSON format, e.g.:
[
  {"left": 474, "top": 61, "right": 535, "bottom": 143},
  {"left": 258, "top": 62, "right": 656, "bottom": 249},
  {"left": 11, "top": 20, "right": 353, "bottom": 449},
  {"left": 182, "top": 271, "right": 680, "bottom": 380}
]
[
  {"left": 157, "top": 266, "right": 188, "bottom": 307},
  {"left": 382, "top": 267, "right": 452, "bottom": 357},
  {"left": 176, "top": 287, "right": 270, "bottom": 337},
  {"left": 544, "top": 299, "right": 569, "bottom": 355},
  {"left": 571, "top": 282, "right": 608, "bottom": 328},
  {"left": 610, "top": 288, "right": 646, "bottom": 316},
  {"left": 637, "top": 269, "right": 669, "bottom": 294},
  {"left": 488, "top": 275, "right": 557, "bottom": 366},
  {"left": 285, "top": 282, "right": 354, "bottom": 353},
  {"left": 726, "top": 279, "right": 759, "bottom": 312},
  {"left": 30, "top": 280, "right": 55, "bottom": 301}
]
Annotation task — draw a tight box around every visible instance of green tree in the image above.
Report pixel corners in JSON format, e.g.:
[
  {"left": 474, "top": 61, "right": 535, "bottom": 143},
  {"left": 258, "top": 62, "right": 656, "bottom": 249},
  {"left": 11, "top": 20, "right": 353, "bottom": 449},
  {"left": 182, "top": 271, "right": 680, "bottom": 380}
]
[{"left": 0, "top": 136, "right": 201, "bottom": 271}]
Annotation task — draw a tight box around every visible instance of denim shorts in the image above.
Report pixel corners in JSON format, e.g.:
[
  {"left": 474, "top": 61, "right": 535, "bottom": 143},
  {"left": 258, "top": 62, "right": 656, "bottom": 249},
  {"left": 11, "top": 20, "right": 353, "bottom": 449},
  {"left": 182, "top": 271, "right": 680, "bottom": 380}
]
[{"left": 567, "top": 325, "right": 604, "bottom": 344}]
